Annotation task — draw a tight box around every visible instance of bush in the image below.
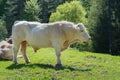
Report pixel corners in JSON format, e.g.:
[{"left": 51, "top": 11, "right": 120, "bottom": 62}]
[
  {"left": 70, "top": 42, "right": 93, "bottom": 51},
  {"left": 49, "top": 1, "right": 87, "bottom": 24},
  {"left": 0, "top": 18, "right": 7, "bottom": 41}
]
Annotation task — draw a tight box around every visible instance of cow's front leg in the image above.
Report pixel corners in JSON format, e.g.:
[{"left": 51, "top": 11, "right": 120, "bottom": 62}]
[
  {"left": 52, "top": 41, "right": 62, "bottom": 66},
  {"left": 55, "top": 50, "right": 62, "bottom": 66},
  {"left": 54, "top": 46, "right": 62, "bottom": 66}
]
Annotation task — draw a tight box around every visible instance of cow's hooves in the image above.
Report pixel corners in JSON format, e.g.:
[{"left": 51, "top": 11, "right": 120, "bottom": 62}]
[
  {"left": 26, "top": 61, "right": 30, "bottom": 64},
  {"left": 55, "top": 64, "right": 62, "bottom": 67},
  {"left": 13, "top": 60, "right": 17, "bottom": 64},
  {"left": 27, "top": 62, "right": 30, "bottom": 64},
  {"left": 13, "top": 62, "right": 18, "bottom": 64}
]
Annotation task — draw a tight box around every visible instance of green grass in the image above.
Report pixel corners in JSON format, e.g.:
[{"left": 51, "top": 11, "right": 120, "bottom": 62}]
[{"left": 0, "top": 47, "right": 120, "bottom": 80}]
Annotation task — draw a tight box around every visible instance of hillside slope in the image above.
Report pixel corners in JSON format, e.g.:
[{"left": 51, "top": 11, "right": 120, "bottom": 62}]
[{"left": 0, "top": 47, "right": 120, "bottom": 80}]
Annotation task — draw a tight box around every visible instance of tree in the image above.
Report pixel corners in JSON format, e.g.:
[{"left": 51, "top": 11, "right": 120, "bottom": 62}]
[
  {"left": 88, "top": 0, "right": 110, "bottom": 53},
  {"left": 38, "top": 0, "right": 72, "bottom": 23},
  {"left": 0, "top": 0, "right": 7, "bottom": 17},
  {"left": 0, "top": 18, "right": 7, "bottom": 41},
  {"left": 110, "top": 0, "right": 120, "bottom": 54},
  {"left": 5, "top": 0, "right": 41, "bottom": 36},
  {"left": 21, "top": 0, "right": 41, "bottom": 21},
  {"left": 49, "top": 1, "right": 87, "bottom": 24},
  {"left": 88, "top": 0, "right": 120, "bottom": 54},
  {"left": 78, "top": 0, "right": 92, "bottom": 17},
  {"left": 5, "top": 0, "right": 25, "bottom": 36}
]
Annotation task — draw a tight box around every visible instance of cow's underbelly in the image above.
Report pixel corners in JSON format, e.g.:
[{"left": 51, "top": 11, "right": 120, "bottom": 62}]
[
  {"left": 26, "top": 34, "right": 52, "bottom": 49},
  {"left": 27, "top": 39, "right": 52, "bottom": 48}
]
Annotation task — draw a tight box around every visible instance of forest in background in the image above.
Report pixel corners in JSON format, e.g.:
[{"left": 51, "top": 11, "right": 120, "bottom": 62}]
[{"left": 0, "top": 0, "right": 119, "bottom": 55}]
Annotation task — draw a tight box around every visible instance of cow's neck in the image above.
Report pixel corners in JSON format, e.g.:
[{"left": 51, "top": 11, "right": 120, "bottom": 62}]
[
  {"left": 68, "top": 28, "right": 79, "bottom": 43},
  {"left": 62, "top": 26, "right": 79, "bottom": 49}
]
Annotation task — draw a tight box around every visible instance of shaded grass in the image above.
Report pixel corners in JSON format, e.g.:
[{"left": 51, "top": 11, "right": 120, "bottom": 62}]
[{"left": 0, "top": 47, "right": 120, "bottom": 80}]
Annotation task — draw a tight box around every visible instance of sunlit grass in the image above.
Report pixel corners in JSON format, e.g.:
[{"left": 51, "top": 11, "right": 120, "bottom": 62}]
[{"left": 0, "top": 47, "right": 120, "bottom": 80}]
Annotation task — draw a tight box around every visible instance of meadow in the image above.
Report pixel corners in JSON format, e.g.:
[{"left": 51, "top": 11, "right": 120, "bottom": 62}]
[{"left": 0, "top": 47, "right": 120, "bottom": 80}]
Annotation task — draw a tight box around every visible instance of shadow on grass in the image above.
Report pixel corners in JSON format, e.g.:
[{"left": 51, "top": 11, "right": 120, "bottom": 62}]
[
  {"left": 0, "top": 59, "right": 11, "bottom": 61},
  {"left": 6, "top": 63, "right": 91, "bottom": 72}
]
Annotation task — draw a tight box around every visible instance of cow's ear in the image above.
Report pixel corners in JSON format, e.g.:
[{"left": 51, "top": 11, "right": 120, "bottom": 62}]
[
  {"left": 77, "top": 23, "right": 84, "bottom": 32},
  {"left": 77, "top": 23, "right": 83, "bottom": 28}
]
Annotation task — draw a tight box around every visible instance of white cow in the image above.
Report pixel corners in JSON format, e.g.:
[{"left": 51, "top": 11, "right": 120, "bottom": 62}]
[
  {"left": 12, "top": 21, "right": 91, "bottom": 66},
  {"left": 0, "top": 39, "right": 22, "bottom": 60},
  {"left": 0, "top": 41, "right": 13, "bottom": 60}
]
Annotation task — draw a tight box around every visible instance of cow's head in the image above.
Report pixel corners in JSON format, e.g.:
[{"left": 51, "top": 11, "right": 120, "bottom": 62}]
[{"left": 75, "top": 23, "right": 91, "bottom": 42}]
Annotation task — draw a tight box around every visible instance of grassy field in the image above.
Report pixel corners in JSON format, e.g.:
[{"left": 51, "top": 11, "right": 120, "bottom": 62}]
[{"left": 0, "top": 47, "right": 120, "bottom": 80}]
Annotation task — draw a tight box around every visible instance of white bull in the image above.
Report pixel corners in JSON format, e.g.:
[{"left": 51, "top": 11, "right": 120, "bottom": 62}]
[{"left": 12, "top": 21, "right": 91, "bottom": 66}]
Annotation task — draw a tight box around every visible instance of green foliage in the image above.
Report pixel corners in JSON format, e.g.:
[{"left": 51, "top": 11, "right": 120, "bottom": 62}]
[
  {"left": 0, "top": 47, "right": 120, "bottom": 80},
  {"left": 38, "top": 0, "right": 72, "bottom": 23},
  {"left": 0, "top": 0, "right": 7, "bottom": 16},
  {"left": 70, "top": 42, "right": 93, "bottom": 51},
  {"left": 78, "top": 0, "right": 92, "bottom": 17},
  {"left": 79, "top": 0, "right": 91, "bottom": 10},
  {"left": 88, "top": 0, "right": 110, "bottom": 53},
  {"left": 49, "top": 1, "right": 87, "bottom": 24},
  {"left": 5, "top": 0, "right": 25, "bottom": 36},
  {"left": 87, "top": 0, "right": 120, "bottom": 54},
  {"left": 0, "top": 18, "right": 7, "bottom": 41},
  {"left": 5, "top": 0, "right": 16, "bottom": 36},
  {"left": 21, "top": 0, "right": 41, "bottom": 21},
  {"left": 111, "top": 0, "right": 120, "bottom": 54}
]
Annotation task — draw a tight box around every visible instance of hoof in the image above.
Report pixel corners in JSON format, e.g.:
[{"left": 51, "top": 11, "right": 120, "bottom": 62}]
[
  {"left": 14, "top": 62, "right": 18, "bottom": 64},
  {"left": 13, "top": 61, "right": 18, "bottom": 64},
  {"left": 26, "top": 60, "right": 30, "bottom": 64},
  {"left": 55, "top": 64, "right": 62, "bottom": 67},
  {"left": 26, "top": 62, "right": 30, "bottom": 64}
]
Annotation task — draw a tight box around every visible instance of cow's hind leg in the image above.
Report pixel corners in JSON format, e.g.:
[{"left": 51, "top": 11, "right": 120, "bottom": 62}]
[
  {"left": 13, "top": 42, "right": 20, "bottom": 64},
  {"left": 21, "top": 41, "right": 30, "bottom": 63}
]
